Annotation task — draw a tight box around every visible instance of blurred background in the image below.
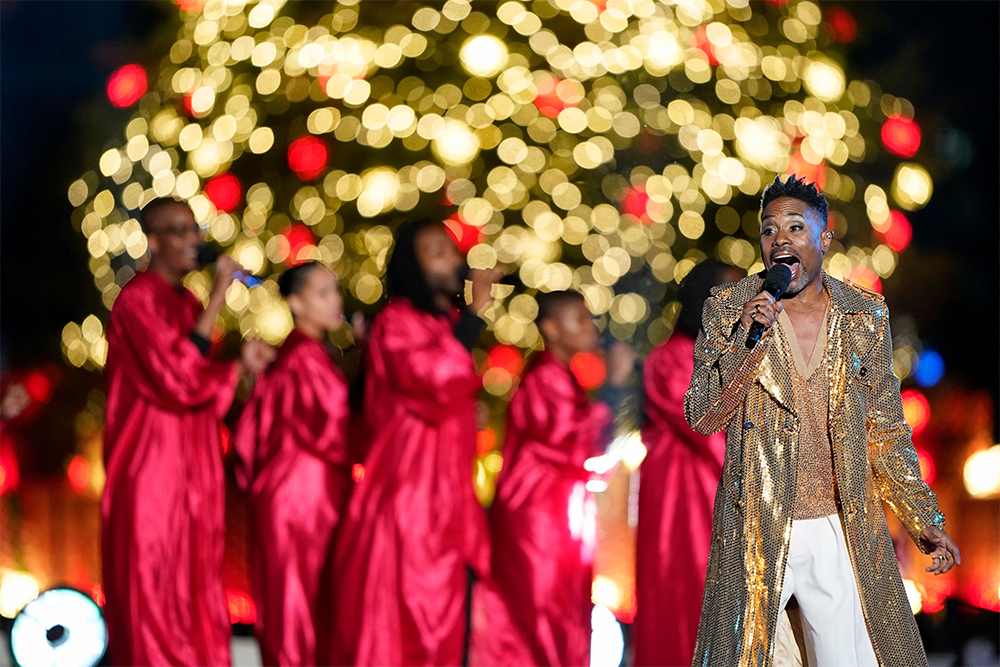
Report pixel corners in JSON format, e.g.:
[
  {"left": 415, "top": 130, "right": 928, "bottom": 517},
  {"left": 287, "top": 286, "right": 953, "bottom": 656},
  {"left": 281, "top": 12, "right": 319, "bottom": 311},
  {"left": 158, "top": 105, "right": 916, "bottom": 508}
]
[{"left": 0, "top": 1, "right": 997, "bottom": 665}]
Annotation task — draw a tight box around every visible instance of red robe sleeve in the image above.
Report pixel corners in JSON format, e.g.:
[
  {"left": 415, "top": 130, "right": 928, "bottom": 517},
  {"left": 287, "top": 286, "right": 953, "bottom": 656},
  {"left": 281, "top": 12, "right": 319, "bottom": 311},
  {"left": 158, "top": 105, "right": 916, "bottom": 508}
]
[{"left": 108, "top": 277, "right": 236, "bottom": 417}]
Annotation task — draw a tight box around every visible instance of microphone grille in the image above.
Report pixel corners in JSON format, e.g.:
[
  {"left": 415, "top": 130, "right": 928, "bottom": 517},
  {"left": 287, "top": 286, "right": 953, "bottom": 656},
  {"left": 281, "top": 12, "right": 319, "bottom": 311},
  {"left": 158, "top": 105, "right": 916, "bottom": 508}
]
[{"left": 764, "top": 263, "right": 792, "bottom": 293}]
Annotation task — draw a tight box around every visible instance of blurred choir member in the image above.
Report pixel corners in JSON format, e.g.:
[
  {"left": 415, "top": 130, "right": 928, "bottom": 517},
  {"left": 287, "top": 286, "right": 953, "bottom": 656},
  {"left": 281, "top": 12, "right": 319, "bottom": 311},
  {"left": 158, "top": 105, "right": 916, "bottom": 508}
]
[
  {"left": 487, "top": 291, "right": 634, "bottom": 667},
  {"left": 328, "top": 219, "right": 502, "bottom": 666},
  {"left": 234, "top": 262, "right": 351, "bottom": 666},
  {"left": 633, "top": 260, "right": 744, "bottom": 667},
  {"left": 102, "top": 198, "right": 273, "bottom": 666}
]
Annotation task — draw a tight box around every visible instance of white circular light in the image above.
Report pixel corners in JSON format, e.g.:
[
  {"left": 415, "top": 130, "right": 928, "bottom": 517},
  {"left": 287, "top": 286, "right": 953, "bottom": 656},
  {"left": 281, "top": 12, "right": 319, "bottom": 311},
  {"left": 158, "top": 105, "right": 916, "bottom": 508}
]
[
  {"left": 460, "top": 35, "right": 508, "bottom": 78},
  {"left": 11, "top": 588, "right": 107, "bottom": 667}
]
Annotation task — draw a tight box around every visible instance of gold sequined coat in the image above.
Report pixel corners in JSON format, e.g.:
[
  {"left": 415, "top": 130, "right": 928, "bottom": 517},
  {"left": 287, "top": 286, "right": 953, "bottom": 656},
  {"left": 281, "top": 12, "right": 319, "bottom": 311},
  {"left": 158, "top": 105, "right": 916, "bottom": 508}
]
[{"left": 684, "top": 272, "right": 944, "bottom": 667}]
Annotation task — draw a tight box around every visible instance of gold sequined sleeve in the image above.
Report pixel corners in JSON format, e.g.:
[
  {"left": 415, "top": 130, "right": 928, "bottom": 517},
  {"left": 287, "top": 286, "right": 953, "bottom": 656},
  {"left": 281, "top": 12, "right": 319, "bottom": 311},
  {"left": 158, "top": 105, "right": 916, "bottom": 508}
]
[
  {"left": 866, "top": 306, "right": 945, "bottom": 546},
  {"left": 684, "top": 296, "right": 772, "bottom": 435}
]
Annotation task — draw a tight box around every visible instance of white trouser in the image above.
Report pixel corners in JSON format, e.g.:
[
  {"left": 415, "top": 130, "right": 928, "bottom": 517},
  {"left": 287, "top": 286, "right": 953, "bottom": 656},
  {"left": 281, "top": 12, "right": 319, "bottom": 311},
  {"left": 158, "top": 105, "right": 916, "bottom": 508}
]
[{"left": 776, "top": 514, "right": 879, "bottom": 667}]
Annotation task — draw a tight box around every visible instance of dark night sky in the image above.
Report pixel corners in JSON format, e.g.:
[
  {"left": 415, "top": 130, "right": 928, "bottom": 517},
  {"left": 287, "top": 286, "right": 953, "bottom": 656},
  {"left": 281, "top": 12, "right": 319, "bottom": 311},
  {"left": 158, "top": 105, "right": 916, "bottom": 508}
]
[{"left": 1, "top": 1, "right": 997, "bottom": 429}]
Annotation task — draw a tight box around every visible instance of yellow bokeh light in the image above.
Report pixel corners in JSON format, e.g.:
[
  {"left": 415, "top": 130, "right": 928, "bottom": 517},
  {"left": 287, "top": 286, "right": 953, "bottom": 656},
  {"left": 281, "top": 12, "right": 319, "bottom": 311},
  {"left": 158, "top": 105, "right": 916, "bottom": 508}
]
[
  {"left": 460, "top": 35, "right": 508, "bottom": 78},
  {"left": 963, "top": 445, "right": 1000, "bottom": 499},
  {"left": 0, "top": 570, "right": 40, "bottom": 619},
  {"left": 432, "top": 119, "right": 481, "bottom": 166},
  {"left": 804, "top": 58, "right": 845, "bottom": 102},
  {"left": 892, "top": 163, "right": 933, "bottom": 211}
]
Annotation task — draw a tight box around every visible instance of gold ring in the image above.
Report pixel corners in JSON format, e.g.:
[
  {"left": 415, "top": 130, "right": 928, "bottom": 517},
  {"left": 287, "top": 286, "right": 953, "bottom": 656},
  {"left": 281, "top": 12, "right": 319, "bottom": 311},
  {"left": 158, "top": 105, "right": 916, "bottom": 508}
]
[{"left": 754, "top": 304, "right": 760, "bottom": 312}]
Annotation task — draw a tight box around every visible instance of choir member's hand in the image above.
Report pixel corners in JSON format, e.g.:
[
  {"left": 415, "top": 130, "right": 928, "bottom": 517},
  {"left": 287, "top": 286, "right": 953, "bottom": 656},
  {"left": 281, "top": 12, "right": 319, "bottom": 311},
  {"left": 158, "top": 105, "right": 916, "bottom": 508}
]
[
  {"left": 0, "top": 383, "right": 30, "bottom": 421},
  {"left": 469, "top": 267, "right": 504, "bottom": 315},
  {"left": 739, "top": 291, "right": 782, "bottom": 332},
  {"left": 209, "top": 255, "right": 245, "bottom": 302},
  {"left": 350, "top": 312, "right": 369, "bottom": 345},
  {"left": 605, "top": 340, "right": 636, "bottom": 388},
  {"left": 240, "top": 337, "right": 275, "bottom": 376},
  {"left": 920, "top": 525, "right": 961, "bottom": 575}
]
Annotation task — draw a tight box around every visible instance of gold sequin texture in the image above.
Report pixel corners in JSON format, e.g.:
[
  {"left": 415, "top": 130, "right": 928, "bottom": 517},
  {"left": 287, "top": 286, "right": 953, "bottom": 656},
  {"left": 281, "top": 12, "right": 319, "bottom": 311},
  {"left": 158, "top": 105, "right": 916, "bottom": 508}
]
[{"left": 684, "top": 272, "right": 944, "bottom": 667}]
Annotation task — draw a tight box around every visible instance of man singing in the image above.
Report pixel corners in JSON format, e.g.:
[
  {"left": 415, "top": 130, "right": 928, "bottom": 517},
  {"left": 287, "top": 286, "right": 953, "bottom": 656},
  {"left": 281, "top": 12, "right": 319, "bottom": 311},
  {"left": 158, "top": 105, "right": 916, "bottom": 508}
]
[
  {"left": 328, "top": 218, "right": 501, "bottom": 666},
  {"left": 685, "top": 176, "right": 960, "bottom": 667},
  {"left": 102, "top": 198, "right": 272, "bottom": 666}
]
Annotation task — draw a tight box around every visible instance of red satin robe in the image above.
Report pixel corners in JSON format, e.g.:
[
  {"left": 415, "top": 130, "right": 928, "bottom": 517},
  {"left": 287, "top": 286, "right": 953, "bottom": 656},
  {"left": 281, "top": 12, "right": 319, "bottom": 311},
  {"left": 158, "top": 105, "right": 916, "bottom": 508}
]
[
  {"left": 328, "top": 298, "right": 488, "bottom": 667},
  {"left": 234, "top": 328, "right": 351, "bottom": 667},
  {"left": 102, "top": 271, "right": 237, "bottom": 667},
  {"left": 633, "top": 332, "right": 725, "bottom": 667},
  {"left": 488, "top": 351, "right": 611, "bottom": 667}
]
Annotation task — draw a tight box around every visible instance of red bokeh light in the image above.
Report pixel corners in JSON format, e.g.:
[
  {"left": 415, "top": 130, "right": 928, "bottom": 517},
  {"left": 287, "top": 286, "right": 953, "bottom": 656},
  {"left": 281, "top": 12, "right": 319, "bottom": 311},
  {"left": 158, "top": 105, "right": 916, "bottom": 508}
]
[
  {"left": 0, "top": 440, "right": 18, "bottom": 496},
  {"left": 287, "top": 136, "right": 329, "bottom": 181},
  {"left": 785, "top": 154, "right": 826, "bottom": 192},
  {"left": 920, "top": 578, "right": 952, "bottom": 614},
  {"left": 879, "top": 210, "right": 913, "bottom": 252},
  {"left": 845, "top": 265, "right": 882, "bottom": 294},
  {"left": 881, "top": 116, "right": 921, "bottom": 158},
  {"left": 352, "top": 463, "right": 366, "bottom": 483},
  {"left": 67, "top": 455, "right": 91, "bottom": 493},
  {"left": 477, "top": 427, "right": 497, "bottom": 456},
  {"left": 825, "top": 7, "right": 858, "bottom": 43},
  {"left": 901, "top": 389, "right": 931, "bottom": 435},
  {"left": 227, "top": 590, "right": 257, "bottom": 625},
  {"left": 280, "top": 224, "right": 316, "bottom": 267},
  {"left": 203, "top": 173, "right": 243, "bottom": 213},
  {"left": 569, "top": 351, "right": 606, "bottom": 390},
  {"left": 620, "top": 185, "right": 651, "bottom": 223},
  {"left": 444, "top": 214, "right": 484, "bottom": 254},
  {"left": 106, "top": 64, "right": 148, "bottom": 108},
  {"left": 219, "top": 424, "right": 231, "bottom": 455},
  {"left": 488, "top": 345, "right": 524, "bottom": 377},
  {"left": 22, "top": 371, "right": 53, "bottom": 404},
  {"left": 175, "top": 0, "right": 207, "bottom": 11},
  {"left": 916, "top": 448, "right": 936, "bottom": 486},
  {"left": 690, "top": 25, "right": 720, "bottom": 67},
  {"left": 534, "top": 76, "right": 576, "bottom": 119}
]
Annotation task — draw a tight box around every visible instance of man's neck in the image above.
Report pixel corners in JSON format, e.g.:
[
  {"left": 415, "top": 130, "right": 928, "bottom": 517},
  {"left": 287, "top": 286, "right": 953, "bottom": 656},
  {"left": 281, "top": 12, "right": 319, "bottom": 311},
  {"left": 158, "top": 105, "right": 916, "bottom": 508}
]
[
  {"left": 545, "top": 342, "right": 573, "bottom": 367},
  {"left": 148, "top": 260, "right": 184, "bottom": 287},
  {"left": 782, "top": 275, "right": 828, "bottom": 316},
  {"left": 433, "top": 292, "right": 453, "bottom": 313}
]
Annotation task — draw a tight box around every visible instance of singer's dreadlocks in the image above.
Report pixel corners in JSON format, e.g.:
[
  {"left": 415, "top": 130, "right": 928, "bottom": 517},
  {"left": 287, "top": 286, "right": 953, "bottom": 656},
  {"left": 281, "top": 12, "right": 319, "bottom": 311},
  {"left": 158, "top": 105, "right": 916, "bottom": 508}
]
[{"left": 760, "top": 174, "right": 829, "bottom": 225}]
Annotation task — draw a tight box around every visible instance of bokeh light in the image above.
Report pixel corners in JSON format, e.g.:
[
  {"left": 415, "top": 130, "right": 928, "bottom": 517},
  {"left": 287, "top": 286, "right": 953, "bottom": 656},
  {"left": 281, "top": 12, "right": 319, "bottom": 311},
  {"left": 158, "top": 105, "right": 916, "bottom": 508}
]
[
  {"left": 963, "top": 445, "right": 1000, "bottom": 499},
  {"left": 106, "top": 64, "right": 148, "bottom": 108},
  {"left": 203, "top": 172, "right": 243, "bottom": 213},
  {"left": 914, "top": 349, "right": 945, "bottom": 388},
  {"left": 882, "top": 116, "right": 921, "bottom": 158},
  {"left": 901, "top": 389, "right": 931, "bottom": 435},
  {"left": 570, "top": 351, "right": 606, "bottom": 390},
  {"left": 287, "top": 136, "right": 329, "bottom": 181}
]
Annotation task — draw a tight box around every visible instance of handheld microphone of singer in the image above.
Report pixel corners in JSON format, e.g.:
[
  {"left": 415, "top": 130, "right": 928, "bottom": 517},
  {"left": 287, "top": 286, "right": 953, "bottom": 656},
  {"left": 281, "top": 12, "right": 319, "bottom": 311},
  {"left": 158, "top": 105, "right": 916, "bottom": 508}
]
[
  {"left": 196, "top": 243, "right": 262, "bottom": 287},
  {"left": 745, "top": 264, "right": 792, "bottom": 349}
]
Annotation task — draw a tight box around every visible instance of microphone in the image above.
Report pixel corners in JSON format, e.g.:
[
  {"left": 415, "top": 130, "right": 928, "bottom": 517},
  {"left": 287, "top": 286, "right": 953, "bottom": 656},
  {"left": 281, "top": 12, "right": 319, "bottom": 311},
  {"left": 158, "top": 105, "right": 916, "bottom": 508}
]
[
  {"left": 196, "top": 243, "right": 262, "bottom": 287},
  {"left": 457, "top": 266, "right": 523, "bottom": 289},
  {"left": 745, "top": 264, "right": 792, "bottom": 349}
]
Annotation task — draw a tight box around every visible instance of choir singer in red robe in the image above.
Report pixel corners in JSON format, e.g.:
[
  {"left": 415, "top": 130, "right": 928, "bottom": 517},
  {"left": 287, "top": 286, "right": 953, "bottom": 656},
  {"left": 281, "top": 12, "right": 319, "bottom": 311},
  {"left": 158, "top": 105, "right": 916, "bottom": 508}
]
[
  {"left": 633, "top": 260, "right": 742, "bottom": 667},
  {"left": 102, "top": 198, "right": 273, "bottom": 666},
  {"left": 488, "top": 290, "right": 634, "bottom": 667},
  {"left": 328, "top": 219, "right": 502, "bottom": 666},
  {"left": 234, "top": 261, "right": 351, "bottom": 666}
]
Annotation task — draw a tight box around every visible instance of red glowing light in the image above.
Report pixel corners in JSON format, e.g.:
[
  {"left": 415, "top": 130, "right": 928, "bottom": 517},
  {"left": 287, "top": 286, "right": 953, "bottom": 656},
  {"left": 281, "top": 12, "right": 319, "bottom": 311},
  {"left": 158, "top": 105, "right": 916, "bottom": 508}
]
[
  {"left": 620, "top": 185, "right": 651, "bottom": 223},
  {"left": 22, "top": 371, "right": 53, "bottom": 404},
  {"left": 352, "top": 463, "right": 366, "bottom": 483},
  {"left": 976, "top": 581, "right": 1000, "bottom": 612},
  {"left": 534, "top": 76, "right": 577, "bottom": 119},
  {"left": 279, "top": 224, "right": 316, "bottom": 267},
  {"left": 226, "top": 590, "right": 257, "bottom": 625},
  {"left": 287, "top": 136, "right": 329, "bottom": 181},
  {"left": 878, "top": 210, "right": 913, "bottom": 252},
  {"left": 444, "top": 215, "right": 484, "bottom": 254},
  {"left": 175, "top": 0, "right": 207, "bottom": 12},
  {"left": 916, "top": 448, "right": 936, "bottom": 486},
  {"left": 219, "top": 424, "right": 231, "bottom": 455},
  {"left": 690, "top": 25, "right": 720, "bottom": 67},
  {"left": 67, "top": 456, "right": 91, "bottom": 493},
  {"left": 106, "top": 64, "right": 148, "bottom": 108},
  {"left": 901, "top": 390, "right": 931, "bottom": 435},
  {"left": 0, "top": 438, "right": 18, "bottom": 495},
  {"left": 845, "top": 265, "right": 882, "bottom": 294},
  {"left": 477, "top": 428, "right": 497, "bottom": 456},
  {"left": 487, "top": 345, "right": 524, "bottom": 376},
  {"left": 785, "top": 155, "right": 826, "bottom": 192},
  {"left": 203, "top": 173, "right": 243, "bottom": 213},
  {"left": 91, "top": 584, "right": 106, "bottom": 607},
  {"left": 881, "top": 116, "right": 921, "bottom": 158},
  {"left": 825, "top": 7, "right": 858, "bottom": 43},
  {"left": 919, "top": 578, "right": 952, "bottom": 614},
  {"left": 569, "top": 351, "right": 606, "bottom": 390}
]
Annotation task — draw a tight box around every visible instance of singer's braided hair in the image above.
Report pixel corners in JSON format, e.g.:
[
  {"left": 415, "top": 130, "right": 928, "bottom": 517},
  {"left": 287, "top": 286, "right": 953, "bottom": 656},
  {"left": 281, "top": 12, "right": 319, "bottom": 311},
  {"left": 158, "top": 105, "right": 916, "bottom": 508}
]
[{"left": 760, "top": 174, "right": 829, "bottom": 226}]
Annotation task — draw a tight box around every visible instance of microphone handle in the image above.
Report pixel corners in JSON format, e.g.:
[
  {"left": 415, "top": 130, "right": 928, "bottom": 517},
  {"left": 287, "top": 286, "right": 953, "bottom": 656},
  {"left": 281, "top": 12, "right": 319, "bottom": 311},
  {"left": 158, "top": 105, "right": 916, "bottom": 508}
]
[{"left": 744, "top": 286, "right": 784, "bottom": 349}]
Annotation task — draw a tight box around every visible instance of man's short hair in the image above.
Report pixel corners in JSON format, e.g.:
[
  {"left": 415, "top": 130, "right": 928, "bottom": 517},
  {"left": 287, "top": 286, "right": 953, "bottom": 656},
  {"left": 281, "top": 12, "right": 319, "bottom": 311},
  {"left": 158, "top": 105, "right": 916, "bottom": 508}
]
[
  {"left": 535, "top": 290, "right": 587, "bottom": 325},
  {"left": 139, "top": 197, "right": 189, "bottom": 234},
  {"left": 760, "top": 174, "right": 828, "bottom": 226}
]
